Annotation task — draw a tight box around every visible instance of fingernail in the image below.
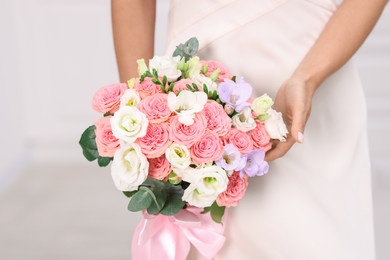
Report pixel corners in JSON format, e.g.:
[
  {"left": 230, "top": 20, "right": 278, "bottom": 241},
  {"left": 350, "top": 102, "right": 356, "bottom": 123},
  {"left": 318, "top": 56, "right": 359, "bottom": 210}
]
[{"left": 298, "top": 132, "right": 304, "bottom": 143}]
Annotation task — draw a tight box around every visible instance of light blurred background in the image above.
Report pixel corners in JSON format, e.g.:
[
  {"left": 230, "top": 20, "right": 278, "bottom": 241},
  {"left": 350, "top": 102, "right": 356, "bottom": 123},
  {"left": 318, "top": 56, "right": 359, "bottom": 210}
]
[{"left": 0, "top": 0, "right": 388, "bottom": 259}]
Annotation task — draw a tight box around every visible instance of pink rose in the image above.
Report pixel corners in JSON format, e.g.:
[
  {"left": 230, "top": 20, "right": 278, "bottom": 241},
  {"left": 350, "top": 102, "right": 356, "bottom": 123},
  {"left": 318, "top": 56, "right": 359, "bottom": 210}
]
[
  {"left": 134, "top": 77, "right": 162, "bottom": 99},
  {"left": 216, "top": 171, "right": 248, "bottom": 207},
  {"left": 137, "top": 93, "right": 172, "bottom": 123},
  {"left": 94, "top": 116, "right": 120, "bottom": 157},
  {"left": 173, "top": 79, "right": 201, "bottom": 94},
  {"left": 248, "top": 120, "right": 272, "bottom": 152},
  {"left": 92, "top": 83, "right": 128, "bottom": 114},
  {"left": 169, "top": 114, "right": 207, "bottom": 148},
  {"left": 222, "top": 128, "right": 253, "bottom": 155},
  {"left": 136, "top": 123, "right": 171, "bottom": 158},
  {"left": 148, "top": 155, "right": 171, "bottom": 180},
  {"left": 202, "top": 100, "right": 231, "bottom": 136},
  {"left": 200, "top": 60, "right": 232, "bottom": 82},
  {"left": 190, "top": 131, "right": 224, "bottom": 164}
]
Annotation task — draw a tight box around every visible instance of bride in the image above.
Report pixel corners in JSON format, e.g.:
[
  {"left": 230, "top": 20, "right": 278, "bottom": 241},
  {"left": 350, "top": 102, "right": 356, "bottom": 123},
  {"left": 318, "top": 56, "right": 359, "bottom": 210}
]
[{"left": 111, "top": 0, "right": 387, "bottom": 259}]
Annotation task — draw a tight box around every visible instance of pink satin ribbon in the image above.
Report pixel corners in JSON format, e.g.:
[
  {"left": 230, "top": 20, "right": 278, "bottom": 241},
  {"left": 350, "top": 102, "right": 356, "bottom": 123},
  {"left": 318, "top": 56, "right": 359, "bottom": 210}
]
[{"left": 131, "top": 207, "right": 226, "bottom": 260}]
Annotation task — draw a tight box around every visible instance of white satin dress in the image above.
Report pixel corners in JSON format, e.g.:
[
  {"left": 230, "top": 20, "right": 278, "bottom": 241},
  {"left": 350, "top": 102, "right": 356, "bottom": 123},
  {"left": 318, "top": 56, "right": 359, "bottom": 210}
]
[{"left": 165, "top": 0, "right": 376, "bottom": 259}]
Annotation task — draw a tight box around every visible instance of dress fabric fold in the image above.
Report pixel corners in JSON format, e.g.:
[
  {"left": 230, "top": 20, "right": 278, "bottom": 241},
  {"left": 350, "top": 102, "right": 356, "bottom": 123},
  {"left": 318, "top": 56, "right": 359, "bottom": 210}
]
[{"left": 166, "top": 0, "right": 375, "bottom": 259}]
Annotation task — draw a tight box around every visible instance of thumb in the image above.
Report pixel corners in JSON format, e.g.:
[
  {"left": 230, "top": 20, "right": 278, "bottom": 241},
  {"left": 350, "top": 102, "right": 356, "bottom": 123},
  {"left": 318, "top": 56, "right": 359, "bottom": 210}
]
[{"left": 290, "top": 112, "right": 306, "bottom": 144}]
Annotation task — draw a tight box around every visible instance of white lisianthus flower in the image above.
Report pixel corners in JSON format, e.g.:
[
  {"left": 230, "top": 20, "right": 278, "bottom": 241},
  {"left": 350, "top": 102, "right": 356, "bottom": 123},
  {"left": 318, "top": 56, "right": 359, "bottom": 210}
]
[
  {"left": 165, "top": 143, "right": 191, "bottom": 170},
  {"left": 120, "top": 89, "right": 141, "bottom": 108},
  {"left": 194, "top": 74, "right": 218, "bottom": 92},
  {"left": 232, "top": 107, "right": 257, "bottom": 132},
  {"left": 264, "top": 108, "right": 288, "bottom": 142},
  {"left": 167, "top": 90, "right": 208, "bottom": 126},
  {"left": 149, "top": 56, "right": 182, "bottom": 82},
  {"left": 111, "top": 143, "right": 149, "bottom": 191},
  {"left": 251, "top": 94, "right": 274, "bottom": 115},
  {"left": 178, "top": 165, "right": 228, "bottom": 208},
  {"left": 110, "top": 106, "right": 148, "bottom": 143}
]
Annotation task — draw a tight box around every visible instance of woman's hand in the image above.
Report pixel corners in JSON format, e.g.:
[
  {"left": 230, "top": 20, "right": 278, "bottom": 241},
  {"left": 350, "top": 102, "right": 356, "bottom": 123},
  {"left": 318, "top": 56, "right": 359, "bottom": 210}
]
[{"left": 265, "top": 78, "right": 314, "bottom": 162}]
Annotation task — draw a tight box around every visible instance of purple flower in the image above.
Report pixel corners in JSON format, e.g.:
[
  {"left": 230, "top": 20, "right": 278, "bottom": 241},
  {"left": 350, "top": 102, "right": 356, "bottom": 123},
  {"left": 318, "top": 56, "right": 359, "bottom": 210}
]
[
  {"left": 216, "top": 144, "right": 247, "bottom": 172},
  {"left": 217, "top": 77, "right": 252, "bottom": 112},
  {"left": 240, "top": 149, "right": 269, "bottom": 178}
]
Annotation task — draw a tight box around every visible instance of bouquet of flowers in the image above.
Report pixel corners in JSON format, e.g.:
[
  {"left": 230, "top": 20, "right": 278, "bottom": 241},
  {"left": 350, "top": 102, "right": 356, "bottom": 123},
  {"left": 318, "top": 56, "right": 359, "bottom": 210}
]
[{"left": 79, "top": 37, "right": 287, "bottom": 259}]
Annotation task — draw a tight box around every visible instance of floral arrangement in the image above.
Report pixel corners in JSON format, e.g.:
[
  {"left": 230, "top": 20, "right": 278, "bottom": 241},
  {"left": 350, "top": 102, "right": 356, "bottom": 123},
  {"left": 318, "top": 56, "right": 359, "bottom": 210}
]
[{"left": 79, "top": 38, "right": 287, "bottom": 224}]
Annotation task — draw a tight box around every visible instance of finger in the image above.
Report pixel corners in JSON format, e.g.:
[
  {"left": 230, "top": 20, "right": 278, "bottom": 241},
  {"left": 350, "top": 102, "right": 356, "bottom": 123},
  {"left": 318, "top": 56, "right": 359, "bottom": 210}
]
[
  {"left": 290, "top": 109, "right": 308, "bottom": 144},
  {"left": 265, "top": 137, "right": 295, "bottom": 162}
]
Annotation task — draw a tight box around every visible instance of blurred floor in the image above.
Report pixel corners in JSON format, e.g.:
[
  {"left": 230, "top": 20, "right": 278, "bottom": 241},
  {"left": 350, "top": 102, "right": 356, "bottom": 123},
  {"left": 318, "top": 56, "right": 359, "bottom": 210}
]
[{"left": 0, "top": 163, "right": 389, "bottom": 260}]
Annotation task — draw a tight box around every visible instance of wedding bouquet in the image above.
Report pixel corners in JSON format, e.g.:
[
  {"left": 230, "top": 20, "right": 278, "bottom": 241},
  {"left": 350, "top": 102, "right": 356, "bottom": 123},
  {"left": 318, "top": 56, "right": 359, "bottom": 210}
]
[{"left": 79, "top": 37, "right": 287, "bottom": 259}]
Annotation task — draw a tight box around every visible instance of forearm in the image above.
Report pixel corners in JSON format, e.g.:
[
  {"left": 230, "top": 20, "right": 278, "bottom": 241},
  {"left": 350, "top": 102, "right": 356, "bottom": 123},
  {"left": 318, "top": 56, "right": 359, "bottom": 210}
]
[
  {"left": 293, "top": 0, "right": 387, "bottom": 95},
  {"left": 111, "top": 0, "right": 156, "bottom": 82}
]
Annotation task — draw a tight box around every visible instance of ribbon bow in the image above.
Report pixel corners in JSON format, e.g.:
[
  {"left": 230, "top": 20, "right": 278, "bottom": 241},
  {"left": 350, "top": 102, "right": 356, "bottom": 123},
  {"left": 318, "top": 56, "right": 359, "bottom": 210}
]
[{"left": 131, "top": 207, "right": 226, "bottom": 260}]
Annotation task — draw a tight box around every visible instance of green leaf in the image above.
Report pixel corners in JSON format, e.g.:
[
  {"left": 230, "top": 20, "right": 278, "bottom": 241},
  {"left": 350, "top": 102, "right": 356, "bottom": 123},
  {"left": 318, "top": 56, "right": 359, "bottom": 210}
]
[
  {"left": 123, "top": 190, "right": 137, "bottom": 198},
  {"left": 146, "top": 187, "right": 167, "bottom": 215},
  {"left": 162, "top": 75, "right": 167, "bottom": 87},
  {"left": 203, "top": 83, "right": 209, "bottom": 94},
  {"left": 128, "top": 189, "right": 153, "bottom": 212},
  {"left": 97, "top": 156, "right": 112, "bottom": 167},
  {"left": 79, "top": 125, "right": 99, "bottom": 161},
  {"left": 186, "top": 84, "right": 194, "bottom": 91},
  {"left": 172, "top": 37, "right": 199, "bottom": 61},
  {"left": 160, "top": 184, "right": 185, "bottom": 216},
  {"left": 160, "top": 84, "right": 166, "bottom": 93},
  {"left": 231, "top": 75, "right": 236, "bottom": 82},
  {"left": 168, "top": 82, "right": 175, "bottom": 92},
  {"left": 192, "top": 83, "right": 199, "bottom": 91},
  {"left": 152, "top": 78, "right": 161, "bottom": 85},
  {"left": 152, "top": 68, "right": 159, "bottom": 78},
  {"left": 212, "top": 90, "right": 218, "bottom": 100},
  {"left": 201, "top": 206, "right": 211, "bottom": 214},
  {"left": 209, "top": 202, "right": 225, "bottom": 224}
]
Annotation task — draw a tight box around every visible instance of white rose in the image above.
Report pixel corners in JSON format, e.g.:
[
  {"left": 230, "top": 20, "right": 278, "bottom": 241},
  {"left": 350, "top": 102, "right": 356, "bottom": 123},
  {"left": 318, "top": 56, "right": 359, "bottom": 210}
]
[
  {"left": 120, "top": 89, "right": 141, "bottom": 108},
  {"left": 178, "top": 165, "right": 228, "bottom": 208},
  {"left": 149, "top": 55, "right": 182, "bottom": 82},
  {"left": 110, "top": 106, "right": 148, "bottom": 143},
  {"left": 167, "top": 90, "right": 208, "bottom": 126},
  {"left": 165, "top": 143, "right": 191, "bottom": 170},
  {"left": 232, "top": 107, "right": 256, "bottom": 132},
  {"left": 111, "top": 143, "right": 149, "bottom": 191},
  {"left": 264, "top": 108, "right": 288, "bottom": 142},
  {"left": 251, "top": 94, "right": 274, "bottom": 115},
  {"left": 194, "top": 74, "right": 218, "bottom": 92}
]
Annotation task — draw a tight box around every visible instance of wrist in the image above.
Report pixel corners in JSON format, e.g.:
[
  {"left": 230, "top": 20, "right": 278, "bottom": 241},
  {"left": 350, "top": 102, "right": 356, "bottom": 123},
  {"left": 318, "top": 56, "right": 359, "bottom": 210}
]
[{"left": 290, "top": 68, "right": 325, "bottom": 97}]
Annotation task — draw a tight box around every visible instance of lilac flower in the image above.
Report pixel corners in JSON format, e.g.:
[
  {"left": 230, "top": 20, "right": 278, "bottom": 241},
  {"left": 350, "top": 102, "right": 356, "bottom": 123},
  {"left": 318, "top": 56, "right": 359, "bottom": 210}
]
[
  {"left": 240, "top": 150, "right": 269, "bottom": 178},
  {"left": 216, "top": 144, "right": 247, "bottom": 173},
  {"left": 217, "top": 77, "right": 252, "bottom": 112}
]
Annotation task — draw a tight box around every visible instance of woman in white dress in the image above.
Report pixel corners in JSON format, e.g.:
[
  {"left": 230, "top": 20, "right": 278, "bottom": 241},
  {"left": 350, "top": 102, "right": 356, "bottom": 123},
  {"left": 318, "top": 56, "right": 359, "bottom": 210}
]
[{"left": 111, "top": 0, "right": 387, "bottom": 259}]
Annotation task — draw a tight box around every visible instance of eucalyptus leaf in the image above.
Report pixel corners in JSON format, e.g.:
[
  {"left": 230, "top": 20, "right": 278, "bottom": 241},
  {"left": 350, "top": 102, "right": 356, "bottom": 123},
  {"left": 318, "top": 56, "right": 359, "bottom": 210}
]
[
  {"left": 210, "top": 202, "right": 225, "bottom": 224},
  {"left": 123, "top": 191, "right": 137, "bottom": 198},
  {"left": 173, "top": 37, "right": 199, "bottom": 61},
  {"left": 146, "top": 187, "right": 167, "bottom": 215},
  {"left": 97, "top": 156, "right": 112, "bottom": 167},
  {"left": 160, "top": 184, "right": 185, "bottom": 216},
  {"left": 128, "top": 189, "right": 153, "bottom": 212},
  {"left": 79, "top": 125, "right": 99, "bottom": 161}
]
